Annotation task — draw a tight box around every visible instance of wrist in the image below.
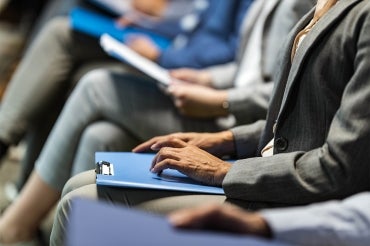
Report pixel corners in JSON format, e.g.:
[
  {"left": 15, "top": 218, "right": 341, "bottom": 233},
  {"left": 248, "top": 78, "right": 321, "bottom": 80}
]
[
  {"left": 254, "top": 215, "right": 273, "bottom": 238},
  {"left": 214, "top": 91, "right": 230, "bottom": 117},
  {"left": 245, "top": 214, "right": 273, "bottom": 239},
  {"left": 199, "top": 71, "right": 213, "bottom": 87},
  {"left": 217, "top": 131, "right": 235, "bottom": 156}
]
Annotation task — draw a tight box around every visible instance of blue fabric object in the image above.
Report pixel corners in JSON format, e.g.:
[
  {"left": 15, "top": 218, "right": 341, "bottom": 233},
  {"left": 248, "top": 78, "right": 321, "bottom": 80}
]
[
  {"left": 70, "top": 7, "right": 172, "bottom": 50},
  {"left": 67, "top": 198, "right": 289, "bottom": 246},
  {"left": 158, "top": 0, "right": 254, "bottom": 69}
]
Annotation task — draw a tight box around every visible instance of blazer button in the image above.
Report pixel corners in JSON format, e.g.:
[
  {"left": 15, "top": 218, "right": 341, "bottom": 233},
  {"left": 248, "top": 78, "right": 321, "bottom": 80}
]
[{"left": 275, "top": 137, "right": 288, "bottom": 151}]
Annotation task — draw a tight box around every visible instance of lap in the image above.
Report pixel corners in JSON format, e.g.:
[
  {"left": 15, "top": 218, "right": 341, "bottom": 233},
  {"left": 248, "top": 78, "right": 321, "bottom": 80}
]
[{"left": 62, "top": 170, "right": 226, "bottom": 214}]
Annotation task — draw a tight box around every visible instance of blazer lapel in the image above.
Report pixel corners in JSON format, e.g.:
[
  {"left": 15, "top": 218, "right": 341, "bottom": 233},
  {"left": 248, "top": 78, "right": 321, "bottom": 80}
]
[
  {"left": 277, "top": 0, "right": 363, "bottom": 119},
  {"left": 237, "top": 0, "right": 275, "bottom": 61},
  {"left": 258, "top": 9, "right": 314, "bottom": 149},
  {"left": 263, "top": 7, "right": 314, "bottom": 124}
]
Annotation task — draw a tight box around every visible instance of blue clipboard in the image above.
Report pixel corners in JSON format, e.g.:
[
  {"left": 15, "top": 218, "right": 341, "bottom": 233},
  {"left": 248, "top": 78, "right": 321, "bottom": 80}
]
[
  {"left": 66, "top": 198, "right": 290, "bottom": 246},
  {"left": 95, "top": 152, "right": 225, "bottom": 195},
  {"left": 70, "top": 7, "right": 171, "bottom": 49}
]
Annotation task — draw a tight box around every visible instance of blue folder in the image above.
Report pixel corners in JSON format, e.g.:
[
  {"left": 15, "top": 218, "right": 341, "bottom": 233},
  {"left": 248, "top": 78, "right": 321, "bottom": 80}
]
[
  {"left": 67, "top": 198, "right": 290, "bottom": 246},
  {"left": 95, "top": 152, "right": 225, "bottom": 195},
  {"left": 70, "top": 7, "right": 171, "bottom": 49}
]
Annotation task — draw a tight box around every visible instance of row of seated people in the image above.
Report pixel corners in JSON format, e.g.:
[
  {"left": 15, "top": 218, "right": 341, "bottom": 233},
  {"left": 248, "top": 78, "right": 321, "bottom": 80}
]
[
  {"left": 0, "top": 0, "right": 369, "bottom": 245},
  {"left": 0, "top": 0, "right": 80, "bottom": 98},
  {"left": 0, "top": 0, "right": 260, "bottom": 243}
]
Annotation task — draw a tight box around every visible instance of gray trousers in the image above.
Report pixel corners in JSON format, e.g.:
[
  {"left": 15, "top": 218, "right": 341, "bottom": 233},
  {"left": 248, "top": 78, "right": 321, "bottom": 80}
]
[
  {"left": 0, "top": 11, "right": 225, "bottom": 191},
  {"left": 0, "top": 17, "right": 111, "bottom": 145},
  {"left": 50, "top": 170, "right": 226, "bottom": 246},
  {"left": 35, "top": 67, "right": 224, "bottom": 192},
  {"left": 0, "top": 16, "right": 123, "bottom": 187}
]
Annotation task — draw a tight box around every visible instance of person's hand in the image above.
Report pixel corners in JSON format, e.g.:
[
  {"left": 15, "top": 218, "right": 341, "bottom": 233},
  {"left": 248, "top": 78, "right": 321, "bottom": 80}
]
[
  {"left": 167, "top": 81, "right": 228, "bottom": 118},
  {"left": 126, "top": 35, "right": 160, "bottom": 61},
  {"left": 131, "top": 0, "right": 167, "bottom": 17},
  {"left": 150, "top": 138, "right": 231, "bottom": 186},
  {"left": 115, "top": 13, "right": 140, "bottom": 28},
  {"left": 115, "top": 0, "right": 167, "bottom": 28},
  {"left": 132, "top": 131, "right": 235, "bottom": 158},
  {"left": 168, "top": 203, "right": 272, "bottom": 238},
  {"left": 170, "top": 68, "right": 213, "bottom": 87}
]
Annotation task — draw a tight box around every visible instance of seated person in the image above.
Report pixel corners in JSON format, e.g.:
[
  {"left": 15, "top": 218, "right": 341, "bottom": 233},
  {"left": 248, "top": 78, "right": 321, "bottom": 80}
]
[
  {"left": 48, "top": 0, "right": 370, "bottom": 244},
  {"left": 169, "top": 191, "right": 370, "bottom": 246},
  {"left": 0, "top": 0, "right": 315, "bottom": 244},
  {"left": 0, "top": 0, "right": 251, "bottom": 192}
]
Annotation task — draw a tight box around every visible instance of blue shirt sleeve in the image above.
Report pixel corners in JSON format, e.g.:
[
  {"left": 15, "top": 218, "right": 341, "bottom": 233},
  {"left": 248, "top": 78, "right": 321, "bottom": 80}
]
[
  {"left": 158, "top": 0, "right": 254, "bottom": 69},
  {"left": 262, "top": 192, "right": 370, "bottom": 246}
]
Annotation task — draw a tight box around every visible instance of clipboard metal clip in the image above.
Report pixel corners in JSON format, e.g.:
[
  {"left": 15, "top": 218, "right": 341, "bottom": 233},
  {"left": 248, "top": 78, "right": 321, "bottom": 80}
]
[{"left": 95, "top": 160, "right": 115, "bottom": 175}]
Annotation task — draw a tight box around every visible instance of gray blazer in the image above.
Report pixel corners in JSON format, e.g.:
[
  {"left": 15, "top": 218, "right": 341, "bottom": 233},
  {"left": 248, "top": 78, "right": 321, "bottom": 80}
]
[
  {"left": 207, "top": 0, "right": 316, "bottom": 126},
  {"left": 224, "top": 0, "right": 370, "bottom": 206}
]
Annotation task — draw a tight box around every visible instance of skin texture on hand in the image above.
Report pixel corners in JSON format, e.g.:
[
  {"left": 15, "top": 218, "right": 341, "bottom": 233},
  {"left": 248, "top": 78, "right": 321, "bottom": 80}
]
[
  {"left": 132, "top": 131, "right": 235, "bottom": 158},
  {"left": 132, "top": 131, "right": 235, "bottom": 186},
  {"left": 126, "top": 36, "right": 160, "bottom": 61},
  {"left": 149, "top": 138, "right": 231, "bottom": 186},
  {"left": 115, "top": 0, "right": 167, "bottom": 27},
  {"left": 170, "top": 68, "right": 214, "bottom": 87},
  {"left": 132, "top": 0, "right": 168, "bottom": 17},
  {"left": 168, "top": 203, "right": 272, "bottom": 238},
  {"left": 167, "top": 81, "right": 229, "bottom": 118}
]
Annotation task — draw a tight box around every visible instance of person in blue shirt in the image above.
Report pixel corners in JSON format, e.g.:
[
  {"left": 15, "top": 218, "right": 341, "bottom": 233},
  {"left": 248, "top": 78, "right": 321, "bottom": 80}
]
[
  {"left": 169, "top": 192, "right": 370, "bottom": 246},
  {"left": 0, "top": 0, "right": 252, "bottom": 192},
  {"left": 0, "top": 1, "right": 253, "bottom": 244},
  {"left": 128, "top": 0, "right": 253, "bottom": 68}
]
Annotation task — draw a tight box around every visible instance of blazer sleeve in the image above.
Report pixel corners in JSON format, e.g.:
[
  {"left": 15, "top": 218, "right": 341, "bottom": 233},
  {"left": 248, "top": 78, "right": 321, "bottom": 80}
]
[
  {"left": 206, "top": 62, "right": 238, "bottom": 89},
  {"left": 261, "top": 192, "right": 370, "bottom": 246},
  {"left": 230, "top": 120, "right": 266, "bottom": 158},
  {"left": 222, "top": 7, "right": 370, "bottom": 204},
  {"left": 227, "top": 82, "right": 274, "bottom": 125}
]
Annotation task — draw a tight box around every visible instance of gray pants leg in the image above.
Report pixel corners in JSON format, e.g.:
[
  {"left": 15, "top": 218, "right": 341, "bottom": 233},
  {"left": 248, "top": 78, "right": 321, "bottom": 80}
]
[
  {"left": 50, "top": 170, "right": 226, "bottom": 246},
  {"left": 35, "top": 68, "right": 221, "bottom": 191},
  {"left": 0, "top": 16, "right": 110, "bottom": 144}
]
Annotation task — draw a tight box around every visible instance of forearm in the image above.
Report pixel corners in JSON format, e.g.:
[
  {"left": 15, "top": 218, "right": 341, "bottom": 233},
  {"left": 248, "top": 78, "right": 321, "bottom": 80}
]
[
  {"left": 206, "top": 62, "right": 238, "bottom": 89},
  {"left": 224, "top": 136, "right": 370, "bottom": 207}
]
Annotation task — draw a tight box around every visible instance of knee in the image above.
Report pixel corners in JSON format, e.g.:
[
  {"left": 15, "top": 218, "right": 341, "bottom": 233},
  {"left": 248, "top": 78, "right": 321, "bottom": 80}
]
[
  {"left": 38, "top": 16, "right": 70, "bottom": 44},
  {"left": 80, "top": 122, "right": 123, "bottom": 150},
  {"left": 61, "top": 175, "right": 80, "bottom": 198},
  {"left": 78, "top": 69, "right": 112, "bottom": 91},
  {"left": 68, "top": 69, "right": 112, "bottom": 105},
  {"left": 50, "top": 194, "right": 72, "bottom": 246},
  {"left": 61, "top": 170, "right": 96, "bottom": 197},
  {"left": 51, "top": 184, "right": 96, "bottom": 246}
]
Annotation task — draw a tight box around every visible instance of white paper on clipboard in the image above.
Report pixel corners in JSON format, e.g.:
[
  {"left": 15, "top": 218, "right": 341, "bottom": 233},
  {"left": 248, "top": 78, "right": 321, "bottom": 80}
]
[{"left": 100, "top": 34, "right": 171, "bottom": 86}]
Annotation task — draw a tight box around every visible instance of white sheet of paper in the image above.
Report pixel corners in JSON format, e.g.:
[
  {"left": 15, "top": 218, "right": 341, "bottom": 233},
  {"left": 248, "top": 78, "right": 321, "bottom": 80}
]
[
  {"left": 89, "top": 0, "right": 131, "bottom": 15},
  {"left": 100, "top": 34, "right": 171, "bottom": 86}
]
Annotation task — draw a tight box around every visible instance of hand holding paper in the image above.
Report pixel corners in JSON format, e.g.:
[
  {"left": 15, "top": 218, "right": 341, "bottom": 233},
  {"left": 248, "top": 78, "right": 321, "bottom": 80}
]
[
  {"left": 167, "top": 82, "right": 229, "bottom": 118},
  {"left": 100, "top": 34, "right": 171, "bottom": 86}
]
